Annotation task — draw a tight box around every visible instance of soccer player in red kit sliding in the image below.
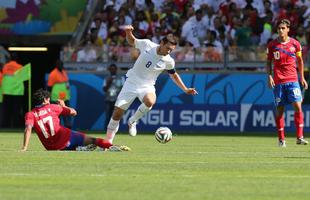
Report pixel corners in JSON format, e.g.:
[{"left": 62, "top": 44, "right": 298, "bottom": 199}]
[
  {"left": 266, "top": 19, "right": 308, "bottom": 147},
  {"left": 21, "top": 89, "right": 130, "bottom": 151}
]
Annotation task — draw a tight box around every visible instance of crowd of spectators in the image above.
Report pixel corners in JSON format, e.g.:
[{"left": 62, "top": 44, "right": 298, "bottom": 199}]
[{"left": 60, "top": 0, "right": 310, "bottom": 64}]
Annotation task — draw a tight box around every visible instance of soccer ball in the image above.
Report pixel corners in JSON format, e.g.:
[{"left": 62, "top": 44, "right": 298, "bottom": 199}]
[{"left": 155, "top": 127, "right": 172, "bottom": 144}]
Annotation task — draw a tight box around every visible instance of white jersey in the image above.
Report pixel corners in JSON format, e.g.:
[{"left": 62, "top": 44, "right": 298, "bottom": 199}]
[{"left": 126, "top": 39, "right": 175, "bottom": 86}]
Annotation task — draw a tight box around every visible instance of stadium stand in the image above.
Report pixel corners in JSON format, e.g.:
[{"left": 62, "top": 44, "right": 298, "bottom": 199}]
[
  {"left": 1, "top": 1, "right": 310, "bottom": 69},
  {"left": 59, "top": 0, "right": 310, "bottom": 71}
]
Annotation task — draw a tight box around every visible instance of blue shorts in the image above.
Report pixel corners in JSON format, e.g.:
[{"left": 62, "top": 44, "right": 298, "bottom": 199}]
[
  {"left": 62, "top": 130, "right": 85, "bottom": 151},
  {"left": 273, "top": 82, "right": 302, "bottom": 106}
]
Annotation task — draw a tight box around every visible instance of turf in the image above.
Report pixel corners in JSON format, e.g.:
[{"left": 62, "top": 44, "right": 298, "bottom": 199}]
[{"left": 0, "top": 132, "right": 310, "bottom": 200}]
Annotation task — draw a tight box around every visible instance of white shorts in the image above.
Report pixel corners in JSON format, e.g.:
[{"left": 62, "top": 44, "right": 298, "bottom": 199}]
[{"left": 115, "top": 80, "right": 156, "bottom": 110}]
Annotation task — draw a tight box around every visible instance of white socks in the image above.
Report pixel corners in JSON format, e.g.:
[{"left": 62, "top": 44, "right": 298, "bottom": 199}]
[
  {"left": 106, "top": 103, "right": 152, "bottom": 143},
  {"left": 105, "top": 118, "right": 119, "bottom": 143},
  {"left": 129, "top": 103, "right": 152, "bottom": 124}
]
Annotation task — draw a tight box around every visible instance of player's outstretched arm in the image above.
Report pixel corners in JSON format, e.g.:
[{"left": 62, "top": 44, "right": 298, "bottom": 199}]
[
  {"left": 21, "top": 125, "right": 32, "bottom": 151},
  {"left": 57, "top": 99, "right": 77, "bottom": 116},
  {"left": 169, "top": 72, "right": 198, "bottom": 95},
  {"left": 124, "top": 25, "right": 136, "bottom": 46}
]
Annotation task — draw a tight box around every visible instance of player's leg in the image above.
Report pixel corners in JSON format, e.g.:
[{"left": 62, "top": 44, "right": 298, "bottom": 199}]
[
  {"left": 62, "top": 130, "right": 129, "bottom": 151},
  {"left": 291, "top": 102, "right": 308, "bottom": 144},
  {"left": 273, "top": 84, "right": 286, "bottom": 147},
  {"left": 83, "top": 135, "right": 112, "bottom": 149},
  {"left": 128, "top": 90, "right": 156, "bottom": 136},
  {"left": 288, "top": 82, "right": 308, "bottom": 144},
  {"left": 105, "top": 81, "right": 137, "bottom": 143},
  {"left": 275, "top": 106, "right": 286, "bottom": 146},
  {"left": 84, "top": 135, "right": 132, "bottom": 151},
  {"left": 105, "top": 107, "right": 125, "bottom": 143},
  {"left": 61, "top": 130, "right": 99, "bottom": 151}
]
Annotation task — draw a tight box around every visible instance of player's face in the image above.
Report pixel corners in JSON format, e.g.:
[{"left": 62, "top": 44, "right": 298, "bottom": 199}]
[
  {"left": 277, "top": 24, "right": 289, "bottom": 37},
  {"left": 159, "top": 42, "right": 176, "bottom": 56}
]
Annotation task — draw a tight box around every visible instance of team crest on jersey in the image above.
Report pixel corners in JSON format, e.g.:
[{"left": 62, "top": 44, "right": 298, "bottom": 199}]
[
  {"left": 155, "top": 60, "right": 165, "bottom": 69},
  {"left": 157, "top": 60, "right": 164, "bottom": 66},
  {"left": 290, "top": 47, "right": 295, "bottom": 52}
]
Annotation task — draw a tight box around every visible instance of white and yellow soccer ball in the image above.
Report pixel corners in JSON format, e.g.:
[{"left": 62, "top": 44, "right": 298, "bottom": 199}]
[{"left": 155, "top": 127, "right": 172, "bottom": 144}]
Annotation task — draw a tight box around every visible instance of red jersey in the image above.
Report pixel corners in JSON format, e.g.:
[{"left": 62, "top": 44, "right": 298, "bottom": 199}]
[
  {"left": 267, "top": 37, "right": 301, "bottom": 84},
  {"left": 25, "top": 104, "right": 72, "bottom": 150}
]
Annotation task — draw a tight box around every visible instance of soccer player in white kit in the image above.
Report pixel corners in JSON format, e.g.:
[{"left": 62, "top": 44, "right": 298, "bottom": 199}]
[{"left": 105, "top": 25, "right": 198, "bottom": 143}]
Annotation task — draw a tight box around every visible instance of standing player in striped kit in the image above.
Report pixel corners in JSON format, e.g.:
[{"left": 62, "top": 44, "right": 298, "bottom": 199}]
[{"left": 266, "top": 19, "right": 308, "bottom": 147}]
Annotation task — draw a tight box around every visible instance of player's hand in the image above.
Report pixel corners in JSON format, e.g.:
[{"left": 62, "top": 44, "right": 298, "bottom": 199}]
[
  {"left": 301, "top": 78, "right": 308, "bottom": 90},
  {"left": 268, "top": 75, "right": 275, "bottom": 89},
  {"left": 185, "top": 88, "right": 198, "bottom": 95},
  {"left": 57, "top": 99, "right": 65, "bottom": 107},
  {"left": 124, "top": 25, "right": 134, "bottom": 32}
]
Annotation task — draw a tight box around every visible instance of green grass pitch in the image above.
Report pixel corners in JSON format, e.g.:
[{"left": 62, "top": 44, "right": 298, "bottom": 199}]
[{"left": 1, "top": 131, "right": 310, "bottom": 200}]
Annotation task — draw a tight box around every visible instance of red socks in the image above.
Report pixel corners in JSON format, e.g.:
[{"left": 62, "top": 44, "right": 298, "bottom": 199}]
[
  {"left": 294, "top": 111, "right": 304, "bottom": 139},
  {"left": 95, "top": 138, "right": 112, "bottom": 149},
  {"left": 276, "top": 112, "right": 304, "bottom": 140},
  {"left": 275, "top": 116, "right": 285, "bottom": 140}
]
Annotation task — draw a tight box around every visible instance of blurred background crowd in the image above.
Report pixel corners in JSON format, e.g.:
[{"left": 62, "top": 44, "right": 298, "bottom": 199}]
[{"left": 60, "top": 0, "right": 310, "bottom": 64}]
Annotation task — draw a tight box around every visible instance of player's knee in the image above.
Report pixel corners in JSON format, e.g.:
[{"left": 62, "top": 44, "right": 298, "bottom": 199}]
[
  {"left": 143, "top": 93, "right": 156, "bottom": 107},
  {"left": 145, "top": 102, "right": 154, "bottom": 108},
  {"left": 112, "top": 107, "right": 124, "bottom": 120},
  {"left": 292, "top": 103, "right": 302, "bottom": 112},
  {"left": 144, "top": 100, "right": 155, "bottom": 107},
  {"left": 112, "top": 114, "right": 122, "bottom": 121},
  {"left": 295, "top": 108, "right": 303, "bottom": 113}
]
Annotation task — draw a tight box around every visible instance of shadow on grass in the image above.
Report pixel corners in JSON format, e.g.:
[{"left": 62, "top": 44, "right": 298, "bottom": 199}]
[
  {"left": 85, "top": 130, "right": 302, "bottom": 138},
  {"left": 284, "top": 157, "right": 310, "bottom": 159}
]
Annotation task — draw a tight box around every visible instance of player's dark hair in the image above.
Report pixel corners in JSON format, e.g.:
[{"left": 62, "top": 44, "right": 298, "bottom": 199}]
[
  {"left": 161, "top": 34, "right": 178, "bottom": 45},
  {"left": 33, "top": 89, "right": 50, "bottom": 106},
  {"left": 277, "top": 19, "right": 290, "bottom": 28}
]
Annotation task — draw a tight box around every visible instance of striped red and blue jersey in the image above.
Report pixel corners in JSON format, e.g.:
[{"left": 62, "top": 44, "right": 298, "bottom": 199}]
[{"left": 267, "top": 37, "right": 302, "bottom": 84}]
